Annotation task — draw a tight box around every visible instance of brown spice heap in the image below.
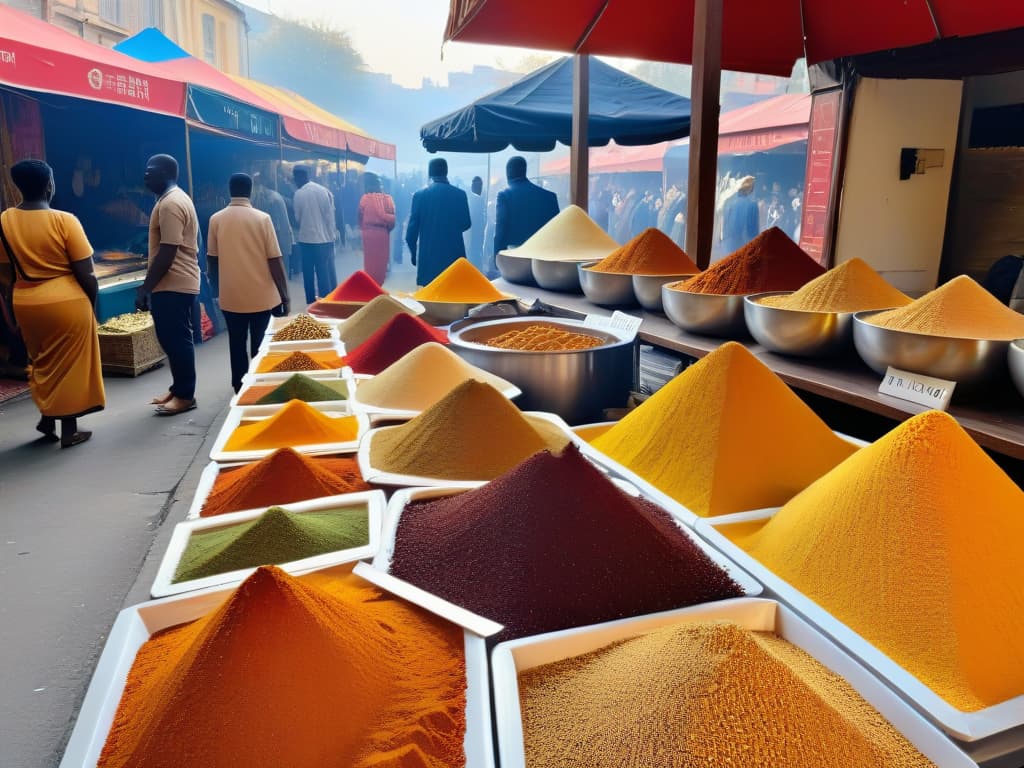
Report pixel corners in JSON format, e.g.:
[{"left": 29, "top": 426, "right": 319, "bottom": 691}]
[
  {"left": 269, "top": 351, "right": 328, "bottom": 372},
  {"left": 675, "top": 226, "right": 825, "bottom": 295},
  {"left": 519, "top": 620, "right": 935, "bottom": 768},
  {"left": 483, "top": 324, "right": 604, "bottom": 351},
  {"left": 590, "top": 228, "right": 700, "bottom": 275},
  {"left": 272, "top": 314, "right": 333, "bottom": 342}
]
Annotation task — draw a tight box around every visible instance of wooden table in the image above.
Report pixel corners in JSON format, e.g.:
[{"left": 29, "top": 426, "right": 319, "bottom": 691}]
[{"left": 493, "top": 280, "right": 1024, "bottom": 462}]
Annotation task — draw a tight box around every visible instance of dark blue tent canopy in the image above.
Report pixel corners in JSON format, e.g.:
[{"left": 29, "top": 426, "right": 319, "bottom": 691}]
[{"left": 420, "top": 57, "right": 691, "bottom": 153}]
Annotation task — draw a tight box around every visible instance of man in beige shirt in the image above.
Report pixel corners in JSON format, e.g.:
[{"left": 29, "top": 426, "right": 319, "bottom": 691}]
[
  {"left": 138, "top": 154, "right": 201, "bottom": 416},
  {"left": 207, "top": 173, "right": 290, "bottom": 392}
]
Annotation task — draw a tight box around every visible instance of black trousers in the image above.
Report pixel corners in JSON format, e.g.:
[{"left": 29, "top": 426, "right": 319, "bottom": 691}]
[
  {"left": 150, "top": 291, "right": 197, "bottom": 401},
  {"left": 299, "top": 242, "right": 334, "bottom": 303},
  {"left": 222, "top": 309, "right": 272, "bottom": 393}
]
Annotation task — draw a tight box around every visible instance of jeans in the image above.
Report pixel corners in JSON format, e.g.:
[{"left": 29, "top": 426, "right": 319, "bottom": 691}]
[
  {"left": 222, "top": 309, "right": 272, "bottom": 392},
  {"left": 299, "top": 241, "right": 333, "bottom": 303},
  {"left": 151, "top": 291, "right": 197, "bottom": 401}
]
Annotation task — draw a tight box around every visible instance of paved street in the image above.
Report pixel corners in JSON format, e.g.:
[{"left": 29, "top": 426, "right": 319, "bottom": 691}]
[{"left": 0, "top": 247, "right": 416, "bottom": 767}]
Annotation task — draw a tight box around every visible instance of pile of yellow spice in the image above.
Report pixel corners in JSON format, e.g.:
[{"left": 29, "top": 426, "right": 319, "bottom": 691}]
[{"left": 756, "top": 258, "right": 911, "bottom": 313}]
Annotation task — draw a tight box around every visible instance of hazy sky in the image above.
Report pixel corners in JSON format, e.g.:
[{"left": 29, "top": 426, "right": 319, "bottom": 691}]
[{"left": 243, "top": 0, "right": 546, "bottom": 88}]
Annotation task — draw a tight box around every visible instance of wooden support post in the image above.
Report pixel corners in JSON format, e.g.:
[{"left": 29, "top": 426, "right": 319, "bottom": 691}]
[
  {"left": 685, "top": 0, "right": 723, "bottom": 269},
  {"left": 570, "top": 53, "right": 590, "bottom": 211}
]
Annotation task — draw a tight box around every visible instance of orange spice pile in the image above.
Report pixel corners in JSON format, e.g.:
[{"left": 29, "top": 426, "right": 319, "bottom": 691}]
[{"left": 483, "top": 324, "right": 604, "bottom": 351}]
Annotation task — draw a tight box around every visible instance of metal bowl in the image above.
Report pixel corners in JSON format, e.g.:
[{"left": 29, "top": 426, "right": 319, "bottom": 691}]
[
  {"left": 496, "top": 252, "right": 536, "bottom": 285},
  {"left": 1010, "top": 341, "right": 1024, "bottom": 400},
  {"left": 447, "top": 317, "right": 636, "bottom": 424},
  {"left": 578, "top": 263, "right": 638, "bottom": 307},
  {"left": 661, "top": 284, "right": 749, "bottom": 338},
  {"left": 631, "top": 273, "right": 697, "bottom": 312},
  {"left": 853, "top": 311, "right": 1012, "bottom": 387},
  {"left": 743, "top": 292, "right": 857, "bottom": 358},
  {"left": 531, "top": 258, "right": 588, "bottom": 293},
  {"left": 417, "top": 296, "right": 515, "bottom": 326}
]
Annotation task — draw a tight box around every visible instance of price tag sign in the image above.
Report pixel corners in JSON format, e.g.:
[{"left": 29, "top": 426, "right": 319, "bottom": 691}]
[
  {"left": 584, "top": 311, "right": 642, "bottom": 340},
  {"left": 878, "top": 366, "right": 955, "bottom": 411}
]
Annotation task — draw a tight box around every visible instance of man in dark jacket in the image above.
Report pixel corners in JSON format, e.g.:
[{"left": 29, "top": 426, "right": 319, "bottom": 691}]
[
  {"left": 405, "top": 158, "right": 471, "bottom": 286},
  {"left": 493, "top": 156, "right": 559, "bottom": 257}
]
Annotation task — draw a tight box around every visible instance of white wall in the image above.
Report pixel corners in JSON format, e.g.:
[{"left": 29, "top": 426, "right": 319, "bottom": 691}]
[{"left": 834, "top": 78, "right": 963, "bottom": 293}]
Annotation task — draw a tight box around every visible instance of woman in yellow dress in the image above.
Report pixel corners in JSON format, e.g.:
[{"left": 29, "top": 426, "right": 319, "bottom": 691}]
[{"left": 0, "top": 159, "right": 104, "bottom": 447}]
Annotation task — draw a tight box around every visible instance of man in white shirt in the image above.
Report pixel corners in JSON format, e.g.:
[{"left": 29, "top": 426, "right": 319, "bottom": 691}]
[
  {"left": 292, "top": 165, "right": 337, "bottom": 303},
  {"left": 207, "top": 173, "right": 290, "bottom": 393}
]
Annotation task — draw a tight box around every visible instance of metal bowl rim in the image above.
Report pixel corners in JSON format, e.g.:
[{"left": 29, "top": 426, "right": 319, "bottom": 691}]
[
  {"left": 415, "top": 294, "right": 517, "bottom": 307},
  {"left": 853, "top": 310, "right": 1020, "bottom": 344},
  {"left": 662, "top": 284, "right": 752, "bottom": 298},
  {"left": 744, "top": 291, "right": 862, "bottom": 320}
]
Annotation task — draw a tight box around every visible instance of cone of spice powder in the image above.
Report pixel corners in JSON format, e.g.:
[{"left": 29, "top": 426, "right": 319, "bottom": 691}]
[
  {"left": 346, "top": 313, "right": 449, "bottom": 376},
  {"left": 518, "top": 620, "right": 936, "bottom": 768},
  {"left": 388, "top": 444, "right": 742, "bottom": 639},
  {"left": 256, "top": 349, "right": 345, "bottom": 373},
  {"left": 865, "top": 274, "right": 1024, "bottom": 340},
  {"left": 755, "top": 258, "right": 911, "bottom": 313},
  {"left": 369, "top": 379, "right": 569, "bottom": 481},
  {"left": 674, "top": 226, "right": 825, "bottom": 295},
  {"left": 271, "top": 314, "right": 333, "bottom": 341},
  {"left": 224, "top": 400, "right": 359, "bottom": 452},
  {"left": 413, "top": 258, "right": 506, "bottom": 302},
  {"left": 243, "top": 374, "right": 347, "bottom": 405},
  {"left": 500, "top": 204, "right": 619, "bottom": 262},
  {"left": 355, "top": 342, "right": 516, "bottom": 412},
  {"left": 589, "top": 228, "right": 700, "bottom": 274},
  {"left": 591, "top": 342, "right": 857, "bottom": 517},
  {"left": 325, "top": 270, "right": 386, "bottom": 302},
  {"left": 97, "top": 566, "right": 468, "bottom": 767},
  {"left": 201, "top": 449, "right": 370, "bottom": 517},
  {"left": 174, "top": 505, "right": 370, "bottom": 583},
  {"left": 339, "top": 294, "right": 421, "bottom": 349},
  {"left": 721, "top": 410, "right": 1024, "bottom": 712}
]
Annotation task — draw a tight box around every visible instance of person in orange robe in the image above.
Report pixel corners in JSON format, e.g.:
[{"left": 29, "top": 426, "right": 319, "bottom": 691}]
[{"left": 357, "top": 172, "right": 396, "bottom": 285}]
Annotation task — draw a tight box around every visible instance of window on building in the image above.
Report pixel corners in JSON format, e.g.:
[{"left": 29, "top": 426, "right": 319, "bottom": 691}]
[
  {"left": 142, "top": 0, "right": 163, "bottom": 29},
  {"left": 99, "top": 0, "right": 125, "bottom": 27},
  {"left": 202, "top": 13, "right": 217, "bottom": 65}
]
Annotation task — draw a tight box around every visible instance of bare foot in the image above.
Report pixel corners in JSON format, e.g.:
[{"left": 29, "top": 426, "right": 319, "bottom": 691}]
[
  {"left": 154, "top": 397, "right": 197, "bottom": 416},
  {"left": 150, "top": 392, "right": 174, "bottom": 405}
]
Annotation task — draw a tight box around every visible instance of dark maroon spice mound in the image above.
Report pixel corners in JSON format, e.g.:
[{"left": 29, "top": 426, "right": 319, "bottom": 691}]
[{"left": 388, "top": 444, "right": 743, "bottom": 640}]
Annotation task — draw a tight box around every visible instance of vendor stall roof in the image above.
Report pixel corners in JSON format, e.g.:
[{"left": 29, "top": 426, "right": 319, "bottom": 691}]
[
  {"left": 0, "top": 6, "right": 184, "bottom": 114},
  {"left": 443, "top": 0, "right": 1024, "bottom": 77},
  {"left": 420, "top": 56, "right": 690, "bottom": 153}
]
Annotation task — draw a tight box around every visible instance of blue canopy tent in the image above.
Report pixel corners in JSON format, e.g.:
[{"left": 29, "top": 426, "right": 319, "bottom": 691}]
[{"left": 420, "top": 56, "right": 691, "bottom": 153}]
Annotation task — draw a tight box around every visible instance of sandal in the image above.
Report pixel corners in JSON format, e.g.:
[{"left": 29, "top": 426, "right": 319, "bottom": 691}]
[
  {"left": 155, "top": 399, "right": 197, "bottom": 417},
  {"left": 61, "top": 431, "right": 92, "bottom": 449},
  {"left": 150, "top": 392, "right": 174, "bottom": 405}
]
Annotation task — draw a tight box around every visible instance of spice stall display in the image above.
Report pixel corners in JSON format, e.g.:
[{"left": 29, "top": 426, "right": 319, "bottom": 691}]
[
  {"left": 482, "top": 324, "right": 604, "bottom": 351},
  {"left": 590, "top": 342, "right": 857, "bottom": 520},
  {"left": 200, "top": 449, "right": 370, "bottom": 518},
  {"left": 345, "top": 313, "right": 449, "bottom": 376},
  {"left": 754, "top": 258, "right": 912, "bottom": 313},
  {"left": 222, "top": 400, "right": 361, "bottom": 452},
  {"left": 413, "top": 258, "right": 507, "bottom": 303},
  {"left": 366, "top": 380, "right": 570, "bottom": 482},
  {"left": 236, "top": 374, "right": 349, "bottom": 406},
  {"left": 589, "top": 228, "right": 700, "bottom": 275},
  {"left": 351, "top": 342, "right": 518, "bottom": 414},
  {"left": 325, "top": 270, "right": 386, "bottom": 302},
  {"left": 255, "top": 349, "right": 346, "bottom": 374},
  {"left": 339, "top": 294, "right": 423, "bottom": 349},
  {"left": 497, "top": 204, "right": 619, "bottom": 263},
  {"left": 96, "top": 566, "right": 468, "bottom": 768},
  {"left": 387, "top": 444, "right": 745, "bottom": 640},
  {"left": 515, "top": 619, "right": 936, "bottom": 768},
  {"left": 271, "top": 314, "right": 334, "bottom": 342},
  {"left": 716, "top": 410, "right": 1024, "bottom": 714}
]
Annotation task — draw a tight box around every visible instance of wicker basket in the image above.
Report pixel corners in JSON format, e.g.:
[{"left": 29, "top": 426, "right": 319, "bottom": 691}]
[{"left": 99, "top": 324, "right": 166, "bottom": 377}]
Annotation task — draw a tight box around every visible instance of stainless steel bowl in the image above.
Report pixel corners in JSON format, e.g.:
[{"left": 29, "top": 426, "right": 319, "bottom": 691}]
[
  {"left": 853, "top": 311, "right": 1012, "bottom": 387},
  {"left": 447, "top": 317, "right": 636, "bottom": 424},
  {"left": 632, "top": 273, "right": 697, "bottom": 312},
  {"left": 578, "top": 263, "right": 638, "bottom": 307},
  {"left": 1010, "top": 341, "right": 1024, "bottom": 400},
  {"left": 531, "top": 258, "right": 588, "bottom": 293},
  {"left": 417, "top": 297, "right": 513, "bottom": 326},
  {"left": 744, "top": 292, "right": 856, "bottom": 357},
  {"left": 496, "top": 252, "right": 536, "bottom": 285},
  {"left": 661, "top": 285, "right": 749, "bottom": 338}
]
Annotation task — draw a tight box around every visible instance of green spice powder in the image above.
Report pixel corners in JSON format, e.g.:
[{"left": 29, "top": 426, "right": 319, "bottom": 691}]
[
  {"left": 256, "top": 374, "right": 348, "bottom": 405},
  {"left": 173, "top": 506, "right": 370, "bottom": 583}
]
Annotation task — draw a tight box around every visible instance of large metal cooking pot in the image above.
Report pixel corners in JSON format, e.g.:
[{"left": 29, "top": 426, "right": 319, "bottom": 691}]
[{"left": 447, "top": 316, "right": 637, "bottom": 424}]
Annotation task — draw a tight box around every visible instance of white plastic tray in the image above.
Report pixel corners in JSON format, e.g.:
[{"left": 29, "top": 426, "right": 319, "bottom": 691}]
[
  {"left": 356, "top": 411, "right": 576, "bottom": 488},
  {"left": 60, "top": 564, "right": 495, "bottom": 768},
  {"left": 248, "top": 340, "right": 346, "bottom": 380},
  {"left": 210, "top": 403, "right": 369, "bottom": 463},
  {"left": 229, "top": 372, "right": 353, "bottom": 410},
  {"left": 347, "top": 372, "right": 523, "bottom": 422},
  {"left": 491, "top": 597, "right": 976, "bottom": 768},
  {"left": 577, "top": 430, "right": 868, "bottom": 528},
  {"left": 151, "top": 490, "right": 386, "bottom": 598},
  {"left": 258, "top": 334, "right": 344, "bottom": 356},
  {"left": 697, "top": 509, "right": 1024, "bottom": 743}
]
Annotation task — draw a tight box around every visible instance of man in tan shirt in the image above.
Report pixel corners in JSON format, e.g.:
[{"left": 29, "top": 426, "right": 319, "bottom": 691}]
[
  {"left": 207, "top": 173, "right": 290, "bottom": 392},
  {"left": 138, "top": 154, "right": 201, "bottom": 416}
]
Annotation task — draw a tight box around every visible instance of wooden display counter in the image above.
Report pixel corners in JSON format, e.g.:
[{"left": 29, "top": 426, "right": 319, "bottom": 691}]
[{"left": 493, "top": 280, "right": 1024, "bottom": 462}]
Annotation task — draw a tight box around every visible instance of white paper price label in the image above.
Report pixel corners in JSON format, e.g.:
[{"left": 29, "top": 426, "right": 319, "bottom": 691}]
[
  {"left": 878, "top": 366, "right": 955, "bottom": 411},
  {"left": 583, "top": 311, "right": 642, "bottom": 339}
]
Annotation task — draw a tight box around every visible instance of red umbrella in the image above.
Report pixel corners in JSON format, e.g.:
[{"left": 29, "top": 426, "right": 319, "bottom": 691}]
[{"left": 445, "top": 1, "right": 1024, "bottom": 76}]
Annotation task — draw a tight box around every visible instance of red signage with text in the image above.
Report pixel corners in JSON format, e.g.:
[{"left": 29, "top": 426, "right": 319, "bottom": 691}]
[{"left": 799, "top": 90, "right": 841, "bottom": 266}]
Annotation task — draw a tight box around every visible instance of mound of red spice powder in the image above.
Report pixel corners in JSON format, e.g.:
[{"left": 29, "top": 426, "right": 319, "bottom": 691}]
[
  {"left": 388, "top": 444, "right": 743, "bottom": 639},
  {"left": 346, "top": 313, "right": 449, "bottom": 375},
  {"left": 325, "top": 270, "right": 386, "bottom": 302},
  {"left": 679, "top": 226, "right": 825, "bottom": 295}
]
